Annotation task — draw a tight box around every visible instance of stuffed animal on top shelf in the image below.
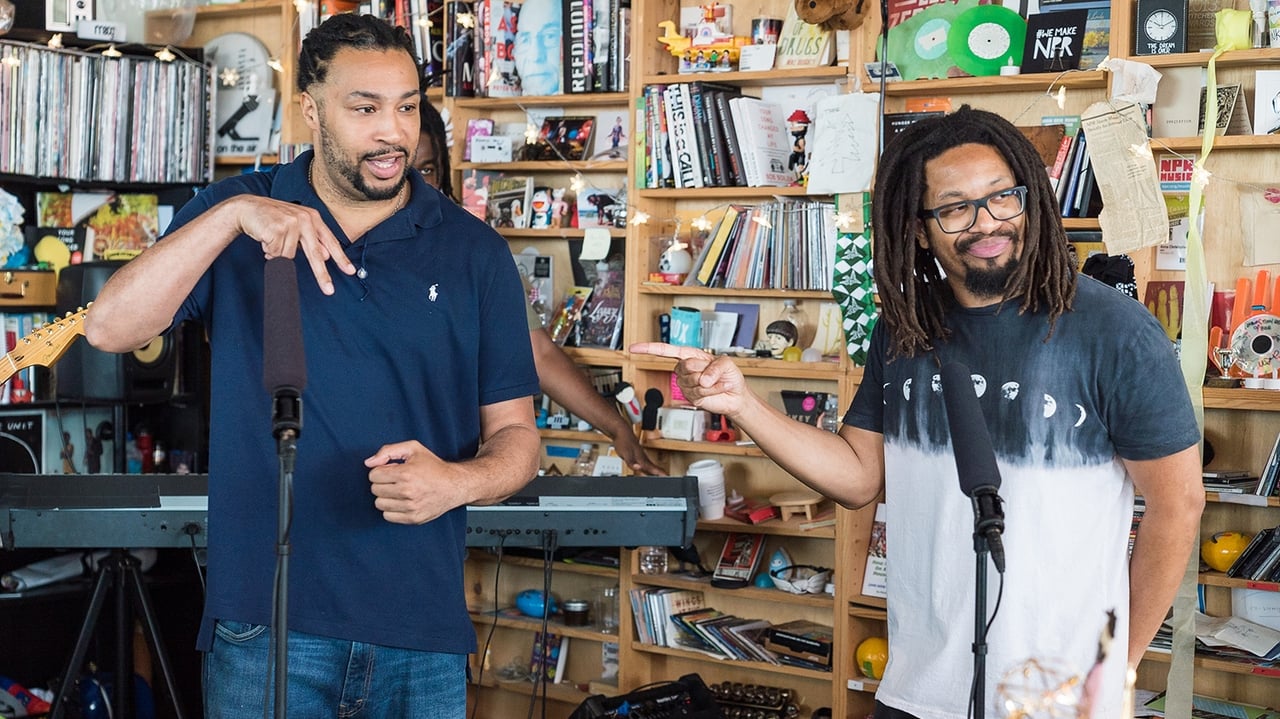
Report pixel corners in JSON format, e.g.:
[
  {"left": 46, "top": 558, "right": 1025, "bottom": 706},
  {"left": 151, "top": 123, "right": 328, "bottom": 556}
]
[{"left": 795, "top": 0, "right": 871, "bottom": 31}]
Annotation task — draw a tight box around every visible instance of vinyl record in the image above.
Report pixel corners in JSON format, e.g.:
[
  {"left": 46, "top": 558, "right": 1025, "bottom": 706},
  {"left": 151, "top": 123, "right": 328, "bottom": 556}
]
[
  {"left": 1230, "top": 313, "right": 1280, "bottom": 376},
  {"left": 881, "top": 0, "right": 977, "bottom": 81},
  {"left": 947, "top": 5, "right": 1027, "bottom": 77}
]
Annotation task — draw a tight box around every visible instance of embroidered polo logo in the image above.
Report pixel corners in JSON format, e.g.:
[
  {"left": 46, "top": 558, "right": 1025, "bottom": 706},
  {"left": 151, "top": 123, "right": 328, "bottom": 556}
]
[{"left": 428, "top": 284, "right": 439, "bottom": 302}]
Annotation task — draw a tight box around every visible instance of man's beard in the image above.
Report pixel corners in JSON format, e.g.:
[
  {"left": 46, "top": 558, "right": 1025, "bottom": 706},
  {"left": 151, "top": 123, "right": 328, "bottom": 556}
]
[
  {"left": 959, "top": 232, "right": 1020, "bottom": 300},
  {"left": 319, "top": 127, "right": 409, "bottom": 202}
]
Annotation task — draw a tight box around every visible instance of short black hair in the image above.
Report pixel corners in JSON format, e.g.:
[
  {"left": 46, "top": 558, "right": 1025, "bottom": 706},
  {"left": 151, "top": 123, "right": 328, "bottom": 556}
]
[{"left": 297, "top": 13, "right": 420, "bottom": 94}]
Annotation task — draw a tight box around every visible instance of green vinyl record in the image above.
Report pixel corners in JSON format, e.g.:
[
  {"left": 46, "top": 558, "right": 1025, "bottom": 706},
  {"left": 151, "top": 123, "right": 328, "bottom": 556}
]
[
  {"left": 881, "top": 0, "right": 978, "bottom": 81},
  {"left": 947, "top": 5, "right": 1027, "bottom": 77}
]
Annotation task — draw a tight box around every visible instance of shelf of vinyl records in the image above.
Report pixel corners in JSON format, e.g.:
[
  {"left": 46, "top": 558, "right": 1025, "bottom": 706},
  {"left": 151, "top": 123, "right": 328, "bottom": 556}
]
[{"left": 0, "top": 40, "right": 212, "bottom": 184}]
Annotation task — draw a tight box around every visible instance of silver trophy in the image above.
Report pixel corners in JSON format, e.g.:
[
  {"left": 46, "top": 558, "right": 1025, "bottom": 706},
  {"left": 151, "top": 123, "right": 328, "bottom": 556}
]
[{"left": 1215, "top": 346, "right": 1238, "bottom": 379}]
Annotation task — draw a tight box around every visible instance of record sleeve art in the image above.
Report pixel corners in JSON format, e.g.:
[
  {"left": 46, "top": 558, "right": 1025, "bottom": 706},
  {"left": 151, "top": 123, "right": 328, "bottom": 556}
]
[
  {"left": 204, "top": 32, "right": 276, "bottom": 157},
  {"left": 1230, "top": 313, "right": 1280, "bottom": 376},
  {"left": 882, "top": 0, "right": 979, "bottom": 81},
  {"left": 947, "top": 4, "right": 1027, "bottom": 77}
]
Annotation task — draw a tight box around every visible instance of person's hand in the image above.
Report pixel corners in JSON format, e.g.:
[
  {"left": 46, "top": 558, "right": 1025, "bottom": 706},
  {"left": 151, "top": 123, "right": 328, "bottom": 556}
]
[
  {"left": 232, "top": 196, "right": 357, "bottom": 295},
  {"left": 610, "top": 429, "right": 664, "bottom": 476},
  {"left": 364, "top": 440, "right": 467, "bottom": 525},
  {"left": 628, "top": 343, "right": 748, "bottom": 418}
]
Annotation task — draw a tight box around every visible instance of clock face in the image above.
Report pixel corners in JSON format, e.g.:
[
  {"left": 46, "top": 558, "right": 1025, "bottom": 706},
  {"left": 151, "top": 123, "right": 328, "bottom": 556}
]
[{"left": 1145, "top": 9, "right": 1178, "bottom": 43}]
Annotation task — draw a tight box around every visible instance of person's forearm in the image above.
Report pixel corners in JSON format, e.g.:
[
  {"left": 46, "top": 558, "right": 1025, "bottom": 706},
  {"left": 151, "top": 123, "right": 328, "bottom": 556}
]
[
  {"left": 1127, "top": 497, "right": 1204, "bottom": 667},
  {"left": 459, "top": 421, "right": 542, "bottom": 506},
  {"left": 87, "top": 200, "right": 239, "bottom": 352},
  {"left": 727, "top": 391, "right": 882, "bottom": 508},
  {"left": 532, "top": 330, "right": 633, "bottom": 440}
]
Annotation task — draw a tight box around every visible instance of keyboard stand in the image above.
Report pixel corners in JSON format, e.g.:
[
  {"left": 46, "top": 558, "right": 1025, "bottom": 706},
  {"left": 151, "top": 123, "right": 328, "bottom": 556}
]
[{"left": 49, "top": 549, "right": 187, "bottom": 719}]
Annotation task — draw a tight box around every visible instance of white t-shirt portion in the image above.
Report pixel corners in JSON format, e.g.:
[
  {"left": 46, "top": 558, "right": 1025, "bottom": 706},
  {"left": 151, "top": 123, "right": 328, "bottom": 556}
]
[{"left": 846, "top": 277, "right": 1200, "bottom": 719}]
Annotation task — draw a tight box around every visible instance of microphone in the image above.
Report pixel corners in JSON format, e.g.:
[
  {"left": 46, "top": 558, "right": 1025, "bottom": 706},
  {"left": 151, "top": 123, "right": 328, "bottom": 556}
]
[
  {"left": 263, "top": 257, "right": 306, "bottom": 440},
  {"left": 941, "top": 362, "right": 1006, "bottom": 574},
  {"left": 641, "top": 388, "right": 664, "bottom": 432}
]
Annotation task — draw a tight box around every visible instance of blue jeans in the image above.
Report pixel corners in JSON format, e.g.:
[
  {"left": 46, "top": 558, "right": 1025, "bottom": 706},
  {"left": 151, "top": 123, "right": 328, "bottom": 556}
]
[{"left": 203, "top": 620, "right": 466, "bottom": 718}]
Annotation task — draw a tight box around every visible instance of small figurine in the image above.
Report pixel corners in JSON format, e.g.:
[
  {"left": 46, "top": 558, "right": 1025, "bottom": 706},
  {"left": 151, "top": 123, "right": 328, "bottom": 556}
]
[
  {"left": 787, "top": 110, "right": 812, "bottom": 182},
  {"left": 609, "top": 116, "right": 626, "bottom": 151},
  {"left": 549, "top": 188, "right": 569, "bottom": 228},
  {"left": 530, "top": 188, "right": 552, "bottom": 229},
  {"left": 755, "top": 319, "right": 798, "bottom": 359}
]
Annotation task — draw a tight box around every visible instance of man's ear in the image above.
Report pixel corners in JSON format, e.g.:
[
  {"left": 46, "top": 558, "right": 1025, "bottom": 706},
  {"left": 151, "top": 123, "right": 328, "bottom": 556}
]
[
  {"left": 914, "top": 218, "right": 930, "bottom": 250},
  {"left": 300, "top": 91, "right": 320, "bottom": 133}
]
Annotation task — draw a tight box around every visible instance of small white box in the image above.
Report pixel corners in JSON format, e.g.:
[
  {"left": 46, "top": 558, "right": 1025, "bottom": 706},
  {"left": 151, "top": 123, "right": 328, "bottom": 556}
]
[{"left": 657, "top": 408, "right": 708, "bottom": 441}]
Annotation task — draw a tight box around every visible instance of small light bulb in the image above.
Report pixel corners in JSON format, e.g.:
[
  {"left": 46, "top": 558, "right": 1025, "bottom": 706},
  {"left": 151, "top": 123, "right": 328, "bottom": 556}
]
[
  {"left": 155, "top": 47, "right": 176, "bottom": 62},
  {"left": 629, "top": 210, "right": 650, "bottom": 226},
  {"left": 102, "top": 45, "right": 123, "bottom": 58}
]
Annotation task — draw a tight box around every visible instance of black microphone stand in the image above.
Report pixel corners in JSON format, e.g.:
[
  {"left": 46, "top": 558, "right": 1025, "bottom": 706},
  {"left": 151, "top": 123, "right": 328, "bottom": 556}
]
[
  {"left": 271, "top": 387, "right": 302, "bottom": 719},
  {"left": 968, "top": 488, "right": 1005, "bottom": 719}
]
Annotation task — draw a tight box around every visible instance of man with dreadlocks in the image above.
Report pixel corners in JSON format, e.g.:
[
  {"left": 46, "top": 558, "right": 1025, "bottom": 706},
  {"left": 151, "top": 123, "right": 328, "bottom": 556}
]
[{"left": 633, "top": 107, "right": 1202, "bottom": 718}]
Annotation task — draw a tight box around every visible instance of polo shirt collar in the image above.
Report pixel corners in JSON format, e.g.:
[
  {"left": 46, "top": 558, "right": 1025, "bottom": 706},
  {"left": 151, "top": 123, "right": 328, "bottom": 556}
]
[{"left": 269, "top": 149, "right": 443, "bottom": 247}]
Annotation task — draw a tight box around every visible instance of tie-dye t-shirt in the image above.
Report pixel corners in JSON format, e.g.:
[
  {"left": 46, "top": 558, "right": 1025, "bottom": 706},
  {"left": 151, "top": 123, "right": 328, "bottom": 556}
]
[{"left": 845, "top": 275, "right": 1199, "bottom": 719}]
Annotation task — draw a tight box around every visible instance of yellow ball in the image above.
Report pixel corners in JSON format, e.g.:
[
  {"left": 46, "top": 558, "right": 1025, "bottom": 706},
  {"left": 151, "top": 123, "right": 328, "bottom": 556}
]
[
  {"left": 855, "top": 636, "right": 888, "bottom": 680},
  {"left": 1200, "top": 531, "right": 1252, "bottom": 573},
  {"left": 782, "top": 346, "right": 803, "bottom": 362}
]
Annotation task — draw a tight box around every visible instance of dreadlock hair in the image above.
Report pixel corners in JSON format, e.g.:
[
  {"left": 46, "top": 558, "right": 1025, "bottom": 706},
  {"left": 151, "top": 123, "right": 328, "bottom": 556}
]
[
  {"left": 420, "top": 99, "right": 455, "bottom": 199},
  {"left": 871, "top": 105, "right": 1076, "bottom": 359},
  {"left": 297, "top": 14, "right": 420, "bottom": 94}
]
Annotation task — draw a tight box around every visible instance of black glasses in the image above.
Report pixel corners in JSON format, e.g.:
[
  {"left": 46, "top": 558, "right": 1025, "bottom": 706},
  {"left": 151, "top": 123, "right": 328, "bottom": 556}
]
[{"left": 919, "top": 185, "right": 1028, "bottom": 234}]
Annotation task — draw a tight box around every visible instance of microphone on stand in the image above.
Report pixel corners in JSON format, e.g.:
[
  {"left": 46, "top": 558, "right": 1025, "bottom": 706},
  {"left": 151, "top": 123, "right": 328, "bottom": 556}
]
[
  {"left": 941, "top": 362, "right": 1006, "bottom": 574},
  {"left": 263, "top": 257, "right": 306, "bottom": 442},
  {"left": 262, "top": 256, "right": 306, "bottom": 719}
]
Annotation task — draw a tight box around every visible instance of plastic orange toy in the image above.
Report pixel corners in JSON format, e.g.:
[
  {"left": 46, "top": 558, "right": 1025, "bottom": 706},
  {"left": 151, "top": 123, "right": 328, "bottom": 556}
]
[
  {"left": 855, "top": 636, "right": 888, "bottom": 680},
  {"left": 1200, "top": 531, "right": 1252, "bottom": 573}
]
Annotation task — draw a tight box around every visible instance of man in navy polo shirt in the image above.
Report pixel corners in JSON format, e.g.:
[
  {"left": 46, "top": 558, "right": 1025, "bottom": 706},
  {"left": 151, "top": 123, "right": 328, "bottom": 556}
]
[{"left": 84, "top": 14, "right": 540, "bottom": 717}]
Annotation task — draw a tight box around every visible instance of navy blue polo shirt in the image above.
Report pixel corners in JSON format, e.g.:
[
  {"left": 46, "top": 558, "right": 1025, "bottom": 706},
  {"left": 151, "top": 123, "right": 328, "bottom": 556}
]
[{"left": 167, "top": 152, "right": 539, "bottom": 653}]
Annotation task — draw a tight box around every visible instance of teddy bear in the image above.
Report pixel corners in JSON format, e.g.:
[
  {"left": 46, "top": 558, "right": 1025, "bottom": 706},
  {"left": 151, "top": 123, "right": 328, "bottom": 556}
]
[{"left": 794, "top": 0, "right": 871, "bottom": 31}]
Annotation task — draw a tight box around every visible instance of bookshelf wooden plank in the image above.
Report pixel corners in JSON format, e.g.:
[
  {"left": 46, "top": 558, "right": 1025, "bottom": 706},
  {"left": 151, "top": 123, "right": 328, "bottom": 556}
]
[
  {"left": 637, "top": 186, "right": 814, "bottom": 199},
  {"left": 496, "top": 228, "right": 626, "bottom": 240},
  {"left": 630, "top": 642, "right": 836, "bottom": 680},
  {"left": 468, "top": 611, "right": 617, "bottom": 641},
  {"left": 452, "top": 93, "right": 630, "bottom": 109},
  {"left": 641, "top": 66, "right": 850, "bottom": 87},
  {"left": 457, "top": 161, "right": 628, "bottom": 172},
  {"left": 631, "top": 574, "right": 834, "bottom": 608},
  {"left": 1203, "top": 387, "right": 1280, "bottom": 411},
  {"left": 637, "top": 285, "right": 837, "bottom": 299}
]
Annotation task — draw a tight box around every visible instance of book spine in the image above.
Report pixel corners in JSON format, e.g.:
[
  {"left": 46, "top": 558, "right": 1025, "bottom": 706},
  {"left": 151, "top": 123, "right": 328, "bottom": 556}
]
[
  {"left": 687, "top": 82, "right": 717, "bottom": 187},
  {"left": 664, "top": 84, "right": 701, "bottom": 189},
  {"left": 702, "top": 89, "right": 731, "bottom": 187},
  {"left": 563, "top": 0, "right": 589, "bottom": 93},
  {"left": 714, "top": 90, "right": 745, "bottom": 186},
  {"left": 1048, "top": 134, "right": 1073, "bottom": 191}
]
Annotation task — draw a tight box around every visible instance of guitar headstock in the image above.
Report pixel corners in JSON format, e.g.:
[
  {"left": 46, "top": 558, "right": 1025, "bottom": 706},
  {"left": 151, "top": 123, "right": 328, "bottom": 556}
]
[{"left": 6, "top": 306, "right": 91, "bottom": 375}]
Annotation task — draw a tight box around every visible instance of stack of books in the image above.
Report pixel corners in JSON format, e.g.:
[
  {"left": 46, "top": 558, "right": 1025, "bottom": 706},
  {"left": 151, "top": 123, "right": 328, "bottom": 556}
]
[{"left": 1202, "top": 470, "right": 1261, "bottom": 494}]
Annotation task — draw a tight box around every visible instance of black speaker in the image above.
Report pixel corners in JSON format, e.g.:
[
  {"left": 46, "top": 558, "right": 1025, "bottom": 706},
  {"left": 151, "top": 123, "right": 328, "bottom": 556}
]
[{"left": 55, "top": 261, "right": 178, "bottom": 403}]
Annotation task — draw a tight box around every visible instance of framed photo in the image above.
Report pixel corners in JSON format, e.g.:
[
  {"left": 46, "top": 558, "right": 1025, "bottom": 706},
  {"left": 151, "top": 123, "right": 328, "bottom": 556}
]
[{"left": 525, "top": 116, "right": 596, "bottom": 161}]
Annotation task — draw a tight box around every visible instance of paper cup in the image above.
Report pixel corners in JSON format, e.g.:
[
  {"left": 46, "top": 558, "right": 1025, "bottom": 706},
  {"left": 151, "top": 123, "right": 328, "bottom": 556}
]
[{"left": 689, "top": 458, "right": 726, "bottom": 520}]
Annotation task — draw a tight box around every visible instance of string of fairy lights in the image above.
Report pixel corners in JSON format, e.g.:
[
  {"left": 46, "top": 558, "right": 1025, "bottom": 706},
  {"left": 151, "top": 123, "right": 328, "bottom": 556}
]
[{"left": 8, "top": 7, "right": 1268, "bottom": 231}]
